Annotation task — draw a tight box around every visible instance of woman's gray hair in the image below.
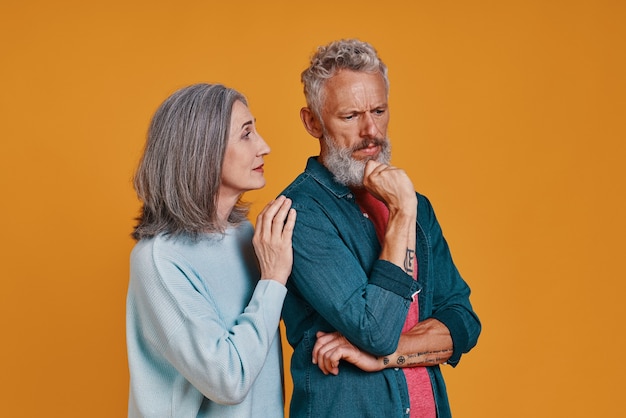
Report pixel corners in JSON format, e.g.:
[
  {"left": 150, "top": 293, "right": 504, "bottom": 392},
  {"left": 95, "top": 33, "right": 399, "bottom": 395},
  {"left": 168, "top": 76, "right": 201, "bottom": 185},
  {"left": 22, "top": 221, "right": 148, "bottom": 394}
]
[
  {"left": 132, "top": 83, "right": 248, "bottom": 240},
  {"left": 301, "top": 39, "right": 389, "bottom": 119}
]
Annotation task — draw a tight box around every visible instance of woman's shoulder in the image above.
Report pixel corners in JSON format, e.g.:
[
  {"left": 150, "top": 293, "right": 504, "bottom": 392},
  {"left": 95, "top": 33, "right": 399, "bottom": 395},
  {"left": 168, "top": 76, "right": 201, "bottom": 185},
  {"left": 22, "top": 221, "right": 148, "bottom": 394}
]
[
  {"left": 131, "top": 222, "right": 254, "bottom": 262},
  {"left": 130, "top": 233, "right": 200, "bottom": 264}
]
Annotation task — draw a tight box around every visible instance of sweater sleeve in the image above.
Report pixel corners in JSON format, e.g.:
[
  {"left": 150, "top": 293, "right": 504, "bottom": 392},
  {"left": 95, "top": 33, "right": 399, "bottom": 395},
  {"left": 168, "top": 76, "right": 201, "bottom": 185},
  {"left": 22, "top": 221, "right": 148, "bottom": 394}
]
[
  {"left": 129, "top": 238, "right": 287, "bottom": 405},
  {"left": 165, "top": 280, "right": 286, "bottom": 404}
]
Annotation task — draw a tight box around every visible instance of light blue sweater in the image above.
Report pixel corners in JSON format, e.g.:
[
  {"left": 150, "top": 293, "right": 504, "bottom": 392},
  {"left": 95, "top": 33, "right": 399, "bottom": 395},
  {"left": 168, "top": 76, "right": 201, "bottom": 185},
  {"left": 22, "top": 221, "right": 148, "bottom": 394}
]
[{"left": 126, "top": 222, "right": 286, "bottom": 417}]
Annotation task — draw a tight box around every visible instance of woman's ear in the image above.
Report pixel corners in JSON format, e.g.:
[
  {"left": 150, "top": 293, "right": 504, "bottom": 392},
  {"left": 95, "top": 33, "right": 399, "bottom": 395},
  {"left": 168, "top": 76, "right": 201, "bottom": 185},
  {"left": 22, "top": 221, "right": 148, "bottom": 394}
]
[{"left": 300, "top": 107, "right": 323, "bottom": 139}]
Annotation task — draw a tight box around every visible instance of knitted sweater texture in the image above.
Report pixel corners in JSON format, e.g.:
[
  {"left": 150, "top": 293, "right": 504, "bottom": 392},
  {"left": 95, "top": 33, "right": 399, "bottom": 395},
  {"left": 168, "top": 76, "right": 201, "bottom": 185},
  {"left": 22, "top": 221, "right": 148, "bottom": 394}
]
[{"left": 126, "top": 222, "right": 286, "bottom": 417}]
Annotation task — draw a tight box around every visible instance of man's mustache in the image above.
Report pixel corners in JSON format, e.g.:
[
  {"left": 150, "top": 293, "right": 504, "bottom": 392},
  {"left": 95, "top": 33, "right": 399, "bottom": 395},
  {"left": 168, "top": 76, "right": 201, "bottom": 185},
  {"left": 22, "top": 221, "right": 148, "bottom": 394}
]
[{"left": 352, "top": 138, "right": 387, "bottom": 152}]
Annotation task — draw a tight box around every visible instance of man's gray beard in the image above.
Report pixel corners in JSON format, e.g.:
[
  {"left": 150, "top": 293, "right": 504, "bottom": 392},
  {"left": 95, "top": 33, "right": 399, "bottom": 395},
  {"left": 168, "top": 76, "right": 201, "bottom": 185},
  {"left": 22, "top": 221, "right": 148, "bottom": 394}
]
[{"left": 322, "top": 135, "right": 391, "bottom": 187}]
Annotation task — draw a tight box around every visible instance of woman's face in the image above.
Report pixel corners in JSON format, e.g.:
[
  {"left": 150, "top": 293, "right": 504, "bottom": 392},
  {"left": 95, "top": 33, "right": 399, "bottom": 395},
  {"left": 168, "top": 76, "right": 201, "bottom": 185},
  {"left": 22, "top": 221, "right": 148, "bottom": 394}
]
[{"left": 219, "top": 100, "right": 270, "bottom": 200}]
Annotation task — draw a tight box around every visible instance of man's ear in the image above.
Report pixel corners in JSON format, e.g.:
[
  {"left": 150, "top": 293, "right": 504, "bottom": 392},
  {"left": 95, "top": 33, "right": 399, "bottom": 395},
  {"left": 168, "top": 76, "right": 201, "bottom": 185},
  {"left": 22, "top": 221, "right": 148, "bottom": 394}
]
[{"left": 300, "top": 107, "right": 323, "bottom": 139}]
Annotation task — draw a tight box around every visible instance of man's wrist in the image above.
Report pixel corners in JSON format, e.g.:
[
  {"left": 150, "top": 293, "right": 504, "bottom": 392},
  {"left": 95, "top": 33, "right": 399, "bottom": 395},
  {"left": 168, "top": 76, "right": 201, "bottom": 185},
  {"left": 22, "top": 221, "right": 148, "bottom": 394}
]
[{"left": 387, "top": 204, "right": 417, "bottom": 224}]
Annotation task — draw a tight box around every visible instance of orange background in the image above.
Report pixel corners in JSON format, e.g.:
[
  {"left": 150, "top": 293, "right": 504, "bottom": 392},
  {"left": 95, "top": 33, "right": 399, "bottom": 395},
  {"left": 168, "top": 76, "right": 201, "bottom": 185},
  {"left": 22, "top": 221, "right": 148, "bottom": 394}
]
[{"left": 1, "top": 1, "right": 624, "bottom": 417}]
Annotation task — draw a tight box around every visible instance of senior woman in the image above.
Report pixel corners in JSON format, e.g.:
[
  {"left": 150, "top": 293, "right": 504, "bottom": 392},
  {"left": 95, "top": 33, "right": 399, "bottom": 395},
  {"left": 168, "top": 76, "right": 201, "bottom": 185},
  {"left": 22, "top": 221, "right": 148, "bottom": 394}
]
[{"left": 126, "top": 83, "right": 296, "bottom": 417}]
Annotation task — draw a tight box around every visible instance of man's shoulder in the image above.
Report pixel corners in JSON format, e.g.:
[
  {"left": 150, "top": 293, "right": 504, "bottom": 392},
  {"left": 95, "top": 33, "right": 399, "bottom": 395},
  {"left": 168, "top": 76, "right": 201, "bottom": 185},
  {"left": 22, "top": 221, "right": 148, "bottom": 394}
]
[
  {"left": 416, "top": 191, "right": 430, "bottom": 206},
  {"left": 280, "top": 157, "right": 326, "bottom": 198},
  {"left": 280, "top": 171, "right": 332, "bottom": 215},
  {"left": 415, "top": 191, "right": 443, "bottom": 227},
  {"left": 281, "top": 170, "right": 313, "bottom": 194}
]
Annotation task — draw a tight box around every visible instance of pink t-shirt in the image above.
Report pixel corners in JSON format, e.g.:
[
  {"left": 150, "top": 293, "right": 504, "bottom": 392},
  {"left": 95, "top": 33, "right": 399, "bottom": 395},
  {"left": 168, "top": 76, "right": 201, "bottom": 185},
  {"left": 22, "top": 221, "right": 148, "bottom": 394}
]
[{"left": 352, "top": 188, "right": 436, "bottom": 418}]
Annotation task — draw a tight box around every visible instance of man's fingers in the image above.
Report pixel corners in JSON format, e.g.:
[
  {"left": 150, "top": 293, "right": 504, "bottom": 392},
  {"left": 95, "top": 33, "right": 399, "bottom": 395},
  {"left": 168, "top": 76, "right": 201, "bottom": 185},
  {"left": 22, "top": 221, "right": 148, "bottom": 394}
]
[
  {"left": 363, "top": 159, "right": 387, "bottom": 179},
  {"left": 313, "top": 331, "right": 350, "bottom": 375},
  {"left": 313, "top": 332, "right": 342, "bottom": 362}
]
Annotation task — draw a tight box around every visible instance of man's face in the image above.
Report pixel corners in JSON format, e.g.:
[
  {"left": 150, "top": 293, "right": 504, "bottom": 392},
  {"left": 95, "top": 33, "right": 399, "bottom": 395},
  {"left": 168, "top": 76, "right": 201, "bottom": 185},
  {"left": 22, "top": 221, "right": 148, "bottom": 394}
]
[{"left": 318, "top": 69, "right": 391, "bottom": 186}]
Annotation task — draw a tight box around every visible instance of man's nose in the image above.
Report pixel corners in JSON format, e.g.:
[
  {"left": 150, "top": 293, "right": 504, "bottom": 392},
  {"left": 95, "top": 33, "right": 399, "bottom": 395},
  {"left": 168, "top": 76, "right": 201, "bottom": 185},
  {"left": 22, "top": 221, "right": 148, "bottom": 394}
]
[{"left": 360, "top": 113, "right": 381, "bottom": 138}]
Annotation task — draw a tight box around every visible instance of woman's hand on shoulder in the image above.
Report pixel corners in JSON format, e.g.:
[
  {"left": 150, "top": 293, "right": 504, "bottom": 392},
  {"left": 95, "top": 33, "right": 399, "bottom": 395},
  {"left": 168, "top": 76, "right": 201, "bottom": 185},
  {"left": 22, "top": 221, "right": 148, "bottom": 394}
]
[{"left": 252, "top": 195, "right": 297, "bottom": 286}]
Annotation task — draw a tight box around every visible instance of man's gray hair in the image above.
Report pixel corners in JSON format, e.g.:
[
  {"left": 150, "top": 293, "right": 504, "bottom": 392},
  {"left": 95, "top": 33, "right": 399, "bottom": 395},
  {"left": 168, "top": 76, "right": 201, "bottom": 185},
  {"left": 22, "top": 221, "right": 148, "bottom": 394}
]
[
  {"left": 301, "top": 39, "right": 389, "bottom": 119},
  {"left": 132, "top": 83, "right": 248, "bottom": 240}
]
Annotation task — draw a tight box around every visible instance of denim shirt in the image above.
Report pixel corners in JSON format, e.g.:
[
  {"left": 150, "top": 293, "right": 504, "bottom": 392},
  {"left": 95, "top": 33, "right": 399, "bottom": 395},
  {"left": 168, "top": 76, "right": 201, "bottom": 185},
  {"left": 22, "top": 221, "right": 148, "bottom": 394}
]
[{"left": 281, "top": 157, "right": 481, "bottom": 418}]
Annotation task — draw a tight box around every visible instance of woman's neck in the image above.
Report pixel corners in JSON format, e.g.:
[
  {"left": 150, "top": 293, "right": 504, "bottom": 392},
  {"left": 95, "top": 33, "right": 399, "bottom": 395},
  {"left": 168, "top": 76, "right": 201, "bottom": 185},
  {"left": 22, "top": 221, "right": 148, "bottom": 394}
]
[{"left": 216, "top": 192, "right": 240, "bottom": 224}]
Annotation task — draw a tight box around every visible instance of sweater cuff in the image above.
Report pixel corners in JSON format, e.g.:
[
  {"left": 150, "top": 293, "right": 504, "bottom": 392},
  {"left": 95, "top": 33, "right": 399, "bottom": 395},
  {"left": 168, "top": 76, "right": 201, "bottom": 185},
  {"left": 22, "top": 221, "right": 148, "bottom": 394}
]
[
  {"left": 368, "top": 260, "right": 419, "bottom": 301},
  {"left": 254, "top": 278, "right": 288, "bottom": 300}
]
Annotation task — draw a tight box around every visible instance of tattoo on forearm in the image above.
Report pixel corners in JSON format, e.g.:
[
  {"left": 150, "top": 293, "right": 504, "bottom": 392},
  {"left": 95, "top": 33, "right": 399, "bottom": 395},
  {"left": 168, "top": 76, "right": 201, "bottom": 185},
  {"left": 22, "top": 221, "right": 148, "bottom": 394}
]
[
  {"left": 395, "top": 348, "right": 453, "bottom": 366},
  {"left": 404, "top": 248, "right": 415, "bottom": 274}
]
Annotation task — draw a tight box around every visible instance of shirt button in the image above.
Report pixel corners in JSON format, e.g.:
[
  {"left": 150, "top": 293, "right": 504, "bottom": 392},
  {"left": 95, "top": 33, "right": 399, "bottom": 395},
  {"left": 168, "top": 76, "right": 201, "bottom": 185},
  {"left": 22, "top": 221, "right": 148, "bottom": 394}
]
[
  {"left": 405, "top": 408, "right": 410, "bottom": 415},
  {"left": 363, "top": 213, "right": 369, "bottom": 218}
]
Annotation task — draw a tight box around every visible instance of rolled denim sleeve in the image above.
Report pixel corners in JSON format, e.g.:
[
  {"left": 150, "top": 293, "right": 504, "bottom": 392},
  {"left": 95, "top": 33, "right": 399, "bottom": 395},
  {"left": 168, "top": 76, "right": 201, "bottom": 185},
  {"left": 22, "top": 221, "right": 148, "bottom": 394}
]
[
  {"left": 418, "top": 194, "right": 481, "bottom": 366},
  {"left": 287, "top": 200, "right": 419, "bottom": 356}
]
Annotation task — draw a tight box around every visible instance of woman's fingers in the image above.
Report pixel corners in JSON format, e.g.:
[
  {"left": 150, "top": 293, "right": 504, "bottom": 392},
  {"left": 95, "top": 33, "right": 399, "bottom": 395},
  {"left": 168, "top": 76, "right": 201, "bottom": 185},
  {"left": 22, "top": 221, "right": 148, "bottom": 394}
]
[
  {"left": 282, "top": 205, "right": 296, "bottom": 240},
  {"left": 256, "top": 196, "right": 294, "bottom": 237},
  {"left": 271, "top": 197, "right": 295, "bottom": 237},
  {"left": 252, "top": 196, "right": 296, "bottom": 285},
  {"left": 255, "top": 196, "right": 283, "bottom": 235}
]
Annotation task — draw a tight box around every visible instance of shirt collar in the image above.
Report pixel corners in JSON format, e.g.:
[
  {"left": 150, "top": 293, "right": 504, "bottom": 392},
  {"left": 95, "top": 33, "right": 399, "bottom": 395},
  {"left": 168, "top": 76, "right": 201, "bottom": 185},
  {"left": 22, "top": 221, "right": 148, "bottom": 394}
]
[{"left": 304, "top": 156, "right": 353, "bottom": 199}]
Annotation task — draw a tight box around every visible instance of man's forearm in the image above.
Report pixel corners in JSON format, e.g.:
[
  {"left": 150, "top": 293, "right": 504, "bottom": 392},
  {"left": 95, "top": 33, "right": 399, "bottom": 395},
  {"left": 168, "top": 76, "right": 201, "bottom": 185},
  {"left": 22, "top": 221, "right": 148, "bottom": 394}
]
[
  {"left": 362, "top": 160, "right": 418, "bottom": 276},
  {"left": 379, "top": 208, "right": 417, "bottom": 275},
  {"left": 312, "top": 319, "right": 453, "bottom": 375},
  {"left": 379, "top": 318, "right": 453, "bottom": 368},
  {"left": 380, "top": 347, "right": 453, "bottom": 368}
]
